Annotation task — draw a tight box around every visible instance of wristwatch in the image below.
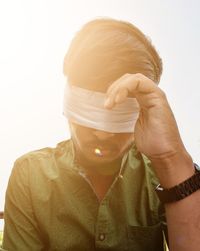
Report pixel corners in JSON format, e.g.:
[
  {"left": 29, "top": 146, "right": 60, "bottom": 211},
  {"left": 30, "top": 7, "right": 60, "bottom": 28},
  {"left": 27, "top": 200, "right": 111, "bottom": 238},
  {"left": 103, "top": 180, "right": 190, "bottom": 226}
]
[{"left": 155, "top": 163, "right": 200, "bottom": 203}]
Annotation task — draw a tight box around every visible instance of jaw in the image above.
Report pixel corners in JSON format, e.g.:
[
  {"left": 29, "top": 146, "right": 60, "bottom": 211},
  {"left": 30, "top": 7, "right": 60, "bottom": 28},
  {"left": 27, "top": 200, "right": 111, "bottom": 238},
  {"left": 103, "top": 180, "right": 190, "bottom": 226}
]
[
  {"left": 74, "top": 150, "right": 123, "bottom": 176},
  {"left": 72, "top": 140, "right": 133, "bottom": 176}
]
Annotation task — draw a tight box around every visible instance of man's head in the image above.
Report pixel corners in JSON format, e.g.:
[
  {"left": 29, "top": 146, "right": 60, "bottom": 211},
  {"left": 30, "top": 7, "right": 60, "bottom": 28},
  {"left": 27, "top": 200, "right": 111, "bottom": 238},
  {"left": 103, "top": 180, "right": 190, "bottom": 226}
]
[
  {"left": 64, "top": 18, "right": 162, "bottom": 90},
  {"left": 63, "top": 18, "right": 162, "bottom": 168}
]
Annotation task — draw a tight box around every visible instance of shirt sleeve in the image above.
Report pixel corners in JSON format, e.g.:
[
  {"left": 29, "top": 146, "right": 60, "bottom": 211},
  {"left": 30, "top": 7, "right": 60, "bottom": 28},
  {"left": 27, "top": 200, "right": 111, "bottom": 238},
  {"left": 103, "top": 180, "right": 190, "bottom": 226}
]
[{"left": 2, "top": 158, "right": 45, "bottom": 251}]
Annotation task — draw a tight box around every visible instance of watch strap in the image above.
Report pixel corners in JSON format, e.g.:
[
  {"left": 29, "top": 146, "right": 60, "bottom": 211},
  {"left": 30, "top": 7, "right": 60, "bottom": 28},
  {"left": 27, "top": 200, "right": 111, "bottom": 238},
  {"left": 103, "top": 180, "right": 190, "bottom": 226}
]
[{"left": 155, "top": 163, "right": 200, "bottom": 203}]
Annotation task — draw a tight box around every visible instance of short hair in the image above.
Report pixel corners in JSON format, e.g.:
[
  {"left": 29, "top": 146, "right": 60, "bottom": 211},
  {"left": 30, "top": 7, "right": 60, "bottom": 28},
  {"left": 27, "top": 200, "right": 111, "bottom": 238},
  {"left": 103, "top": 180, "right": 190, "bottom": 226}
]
[{"left": 63, "top": 18, "right": 162, "bottom": 91}]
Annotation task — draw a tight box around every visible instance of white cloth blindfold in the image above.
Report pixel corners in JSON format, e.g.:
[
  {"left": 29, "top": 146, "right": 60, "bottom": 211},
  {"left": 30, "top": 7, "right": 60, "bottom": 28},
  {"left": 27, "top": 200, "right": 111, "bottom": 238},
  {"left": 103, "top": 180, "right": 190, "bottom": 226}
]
[{"left": 63, "top": 84, "right": 140, "bottom": 133}]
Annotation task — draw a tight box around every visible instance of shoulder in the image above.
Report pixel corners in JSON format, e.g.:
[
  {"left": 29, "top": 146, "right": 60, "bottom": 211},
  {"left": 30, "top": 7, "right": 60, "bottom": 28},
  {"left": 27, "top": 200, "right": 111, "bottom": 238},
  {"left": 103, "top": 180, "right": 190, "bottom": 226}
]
[
  {"left": 16, "top": 139, "right": 71, "bottom": 162},
  {"left": 11, "top": 140, "right": 72, "bottom": 181}
]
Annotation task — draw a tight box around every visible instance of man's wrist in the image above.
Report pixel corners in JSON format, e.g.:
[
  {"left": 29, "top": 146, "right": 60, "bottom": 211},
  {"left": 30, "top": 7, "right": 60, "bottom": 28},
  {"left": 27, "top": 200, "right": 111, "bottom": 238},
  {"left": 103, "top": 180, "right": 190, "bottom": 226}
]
[
  {"left": 155, "top": 163, "right": 200, "bottom": 203},
  {"left": 150, "top": 150, "right": 194, "bottom": 189}
]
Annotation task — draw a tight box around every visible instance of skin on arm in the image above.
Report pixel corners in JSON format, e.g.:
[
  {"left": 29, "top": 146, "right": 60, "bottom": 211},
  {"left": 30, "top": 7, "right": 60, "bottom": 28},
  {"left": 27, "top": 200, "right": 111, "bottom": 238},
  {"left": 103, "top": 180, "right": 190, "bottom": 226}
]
[{"left": 104, "top": 73, "right": 200, "bottom": 251}]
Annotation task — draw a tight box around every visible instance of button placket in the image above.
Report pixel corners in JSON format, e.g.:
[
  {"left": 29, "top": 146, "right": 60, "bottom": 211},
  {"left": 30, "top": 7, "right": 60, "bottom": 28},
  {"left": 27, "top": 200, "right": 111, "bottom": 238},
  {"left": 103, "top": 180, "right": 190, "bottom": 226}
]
[{"left": 95, "top": 201, "right": 109, "bottom": 247}]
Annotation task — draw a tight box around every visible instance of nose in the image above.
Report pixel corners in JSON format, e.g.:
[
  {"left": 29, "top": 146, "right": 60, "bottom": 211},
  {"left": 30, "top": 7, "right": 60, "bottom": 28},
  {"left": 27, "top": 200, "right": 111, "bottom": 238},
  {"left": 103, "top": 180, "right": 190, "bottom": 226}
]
[{"left": 92, "top": 130, "right": 115, "bottom": 141}]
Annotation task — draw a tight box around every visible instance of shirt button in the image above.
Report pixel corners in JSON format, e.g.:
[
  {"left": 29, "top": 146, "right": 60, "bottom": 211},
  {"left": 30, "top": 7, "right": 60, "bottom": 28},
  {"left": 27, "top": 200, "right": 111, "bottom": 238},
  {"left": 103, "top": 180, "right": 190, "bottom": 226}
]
[{"left": 99, "top": 233, "right": 105, "bottom": 241}]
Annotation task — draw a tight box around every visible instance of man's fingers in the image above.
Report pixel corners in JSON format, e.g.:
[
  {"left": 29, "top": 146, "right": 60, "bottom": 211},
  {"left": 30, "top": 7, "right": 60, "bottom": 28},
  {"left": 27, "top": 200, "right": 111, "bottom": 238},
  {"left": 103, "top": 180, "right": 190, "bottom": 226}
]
[
  {"left": 115, "top": 89, "right": 129, "bottom": 103},
  {"left": 104, "top": 97, "right": 114, "bottom": 109},
  {"left": 105, "top": 73, "right": 162, "bottom": 109},
  {"left": 106, "top": 74, "right": 130, "bottom": 97},
  {"left": 105, "top": 75, "right": 131, "bottom": 109}
]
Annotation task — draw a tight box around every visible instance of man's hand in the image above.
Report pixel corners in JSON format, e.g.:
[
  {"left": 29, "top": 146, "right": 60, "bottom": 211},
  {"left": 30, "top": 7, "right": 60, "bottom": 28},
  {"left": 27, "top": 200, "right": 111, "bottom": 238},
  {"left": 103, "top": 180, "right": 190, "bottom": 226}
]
[
  {"left": 104, "top": 73, "right": 194, "bottom": 188},
  {"left": 104, "top": 73, "right": 186, "bottom": 161}
]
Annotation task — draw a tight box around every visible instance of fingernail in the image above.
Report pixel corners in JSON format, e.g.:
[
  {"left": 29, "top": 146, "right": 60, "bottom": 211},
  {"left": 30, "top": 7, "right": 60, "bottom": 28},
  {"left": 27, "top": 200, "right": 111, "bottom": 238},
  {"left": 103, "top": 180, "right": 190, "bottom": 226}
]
[{"left": 104, "top": 98, "right": 112, "bottom": 108}]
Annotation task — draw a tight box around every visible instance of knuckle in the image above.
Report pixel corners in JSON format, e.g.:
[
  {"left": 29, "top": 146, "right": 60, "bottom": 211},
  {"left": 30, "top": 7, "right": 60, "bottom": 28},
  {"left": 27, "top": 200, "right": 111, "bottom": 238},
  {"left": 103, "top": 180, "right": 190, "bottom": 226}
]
[
  {"left": 134, "top": 73, "right": 143, "bottom": 79},
  {"left": 123, "top": 73, "right": 131, "bottom": 78}
]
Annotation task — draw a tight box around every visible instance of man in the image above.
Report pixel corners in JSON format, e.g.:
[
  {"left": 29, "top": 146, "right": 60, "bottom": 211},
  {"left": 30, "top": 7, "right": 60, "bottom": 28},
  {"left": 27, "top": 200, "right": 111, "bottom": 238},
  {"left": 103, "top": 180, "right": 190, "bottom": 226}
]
[{"left": 3, "top": 18, "right": 200, "bottom": 251}]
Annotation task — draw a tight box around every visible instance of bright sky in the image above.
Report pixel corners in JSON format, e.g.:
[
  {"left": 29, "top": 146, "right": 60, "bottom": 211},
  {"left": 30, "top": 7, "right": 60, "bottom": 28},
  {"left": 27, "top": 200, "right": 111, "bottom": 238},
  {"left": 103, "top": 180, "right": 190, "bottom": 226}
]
[{"left": 0, "top": 0, "right": 200, "bottom": 229}]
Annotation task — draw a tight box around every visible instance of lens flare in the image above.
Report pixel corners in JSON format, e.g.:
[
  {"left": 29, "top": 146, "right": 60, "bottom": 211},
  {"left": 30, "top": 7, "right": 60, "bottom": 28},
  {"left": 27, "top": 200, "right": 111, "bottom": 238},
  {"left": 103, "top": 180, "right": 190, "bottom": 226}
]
[{"left": 94, "top": 148, "right": 103, "bottom": 156}]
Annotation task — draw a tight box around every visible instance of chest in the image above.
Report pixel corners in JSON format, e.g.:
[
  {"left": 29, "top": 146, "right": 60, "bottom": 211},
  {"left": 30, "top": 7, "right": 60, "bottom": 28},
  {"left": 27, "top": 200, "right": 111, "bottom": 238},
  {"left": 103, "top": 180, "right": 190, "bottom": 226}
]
[{"left": 32, "top": 167, "right": 165, "bottom": 251}]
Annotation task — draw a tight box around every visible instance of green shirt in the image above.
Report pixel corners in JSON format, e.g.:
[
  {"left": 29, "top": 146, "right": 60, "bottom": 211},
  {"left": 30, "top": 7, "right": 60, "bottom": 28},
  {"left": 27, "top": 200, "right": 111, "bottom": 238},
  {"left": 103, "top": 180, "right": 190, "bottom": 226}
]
[{"left": 3, "top": 140, "right": 168, "bottom": 251}]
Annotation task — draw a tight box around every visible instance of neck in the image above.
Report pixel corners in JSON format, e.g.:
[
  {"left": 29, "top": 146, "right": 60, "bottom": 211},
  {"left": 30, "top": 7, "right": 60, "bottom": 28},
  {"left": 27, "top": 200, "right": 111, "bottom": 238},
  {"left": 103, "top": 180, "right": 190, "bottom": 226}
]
[{"left": 75, "top": 152, "right": 123, "bottom": 176}]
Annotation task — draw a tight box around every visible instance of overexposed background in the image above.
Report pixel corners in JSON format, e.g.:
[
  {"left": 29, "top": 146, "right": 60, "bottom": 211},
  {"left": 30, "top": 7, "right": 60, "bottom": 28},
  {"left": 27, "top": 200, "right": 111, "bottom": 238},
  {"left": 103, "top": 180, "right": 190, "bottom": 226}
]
[{"left": 0, "top": 0, "right": 200, "bottom": 229}]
